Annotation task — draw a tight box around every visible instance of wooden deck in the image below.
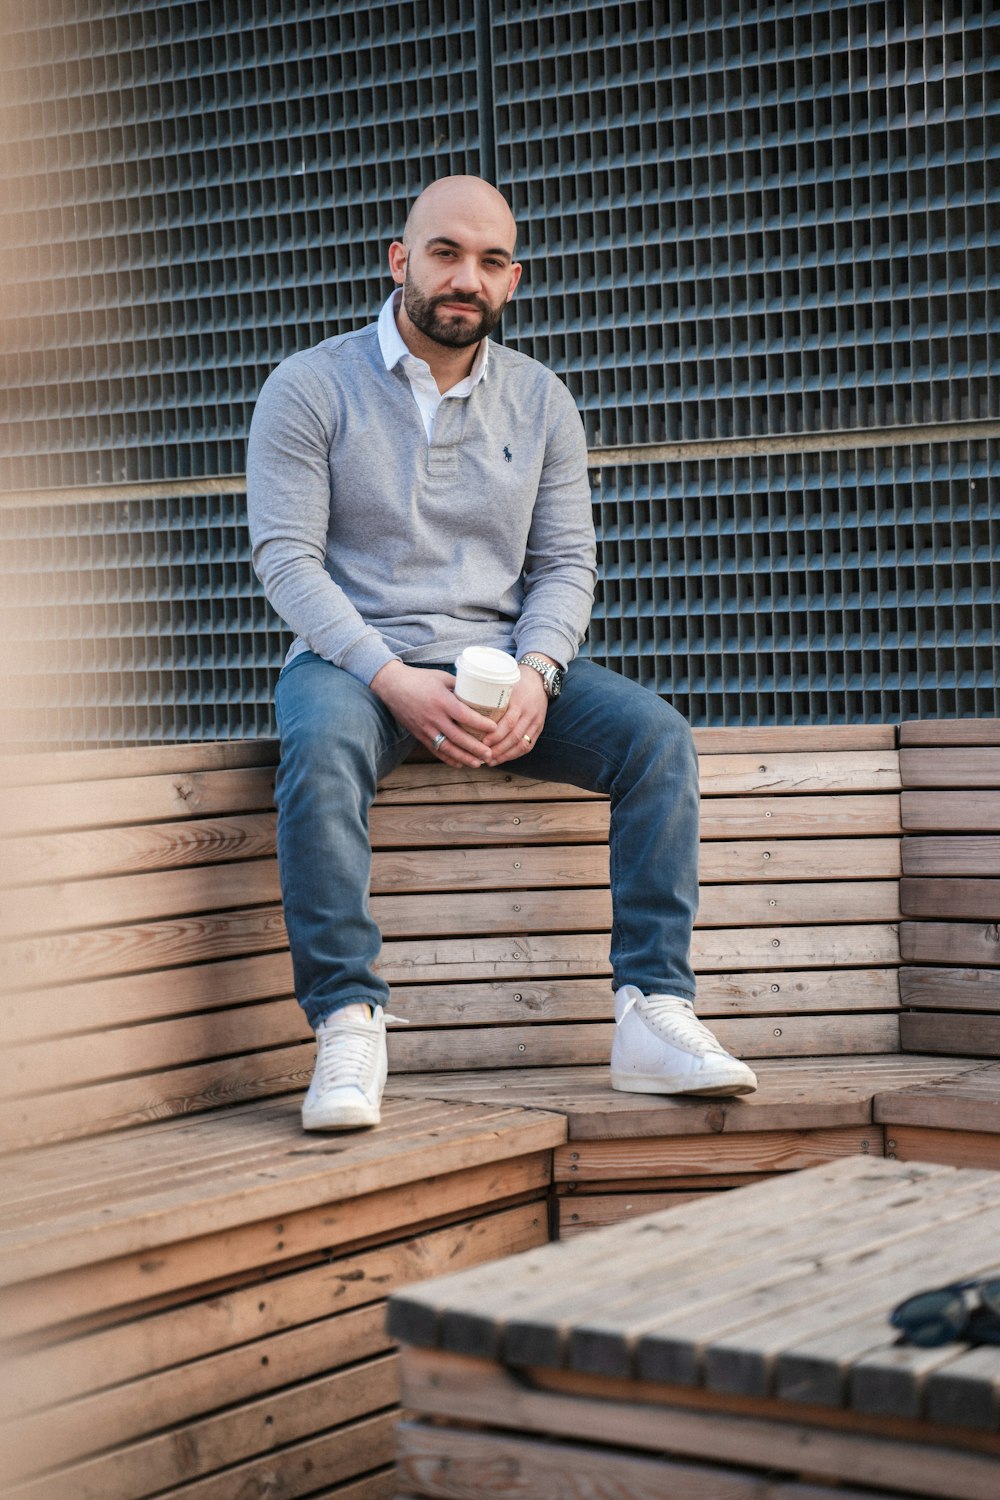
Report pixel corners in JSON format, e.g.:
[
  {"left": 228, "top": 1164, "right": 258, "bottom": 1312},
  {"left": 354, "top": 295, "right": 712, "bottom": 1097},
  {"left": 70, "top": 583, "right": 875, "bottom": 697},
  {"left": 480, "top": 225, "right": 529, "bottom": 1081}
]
[
  {"left": 392, "top": 1156, "right": 1000, "bottom": 1500},
  {"left": 2, "top": 719, "right": 999, "bottom": 1497}
]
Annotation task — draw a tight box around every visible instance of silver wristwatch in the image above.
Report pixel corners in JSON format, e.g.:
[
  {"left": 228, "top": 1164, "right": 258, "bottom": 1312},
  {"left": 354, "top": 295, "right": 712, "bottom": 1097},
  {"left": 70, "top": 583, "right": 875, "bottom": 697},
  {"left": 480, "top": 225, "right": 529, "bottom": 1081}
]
[{"left": 518, "top": 655, "right": 565, "bottom": 699}]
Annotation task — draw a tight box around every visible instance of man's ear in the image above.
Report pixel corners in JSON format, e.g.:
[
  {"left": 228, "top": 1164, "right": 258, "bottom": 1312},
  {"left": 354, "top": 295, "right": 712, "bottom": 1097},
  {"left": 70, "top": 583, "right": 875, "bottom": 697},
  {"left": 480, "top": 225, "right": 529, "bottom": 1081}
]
[
  {"left": 388, "top": 240, "right": 407, "bottom": 286},
  {"left": 506, "top": 261, "right": 523, "bottom": 302}
]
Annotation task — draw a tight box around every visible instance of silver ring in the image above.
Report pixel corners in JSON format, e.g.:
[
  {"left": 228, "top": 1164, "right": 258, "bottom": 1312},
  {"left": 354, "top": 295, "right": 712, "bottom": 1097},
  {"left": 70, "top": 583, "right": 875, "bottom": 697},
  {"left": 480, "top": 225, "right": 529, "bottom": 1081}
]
[{"left": 432, "top": 732, "right": 447, "bottom": 750}]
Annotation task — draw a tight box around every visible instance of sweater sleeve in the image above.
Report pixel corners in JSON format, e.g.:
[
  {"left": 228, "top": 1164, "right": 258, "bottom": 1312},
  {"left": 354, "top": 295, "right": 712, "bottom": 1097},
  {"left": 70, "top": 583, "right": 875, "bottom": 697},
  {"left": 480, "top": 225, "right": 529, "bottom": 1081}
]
[
  {"left": 245, "top": 354, "right": 398, "bottom": 684},
  {"left": 511, "top": 377, "right": 597, "bottom": 668}
]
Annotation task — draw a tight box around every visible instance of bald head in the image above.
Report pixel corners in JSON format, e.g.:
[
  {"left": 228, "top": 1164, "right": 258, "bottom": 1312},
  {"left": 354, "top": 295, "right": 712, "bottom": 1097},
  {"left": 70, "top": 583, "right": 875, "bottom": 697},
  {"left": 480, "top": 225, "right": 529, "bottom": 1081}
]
[
  {"left": 388, "top": 175, "right": 523, "bottom": 359},
  {"left": 403, "top": 176, "right": 517, "bottom": 252}
]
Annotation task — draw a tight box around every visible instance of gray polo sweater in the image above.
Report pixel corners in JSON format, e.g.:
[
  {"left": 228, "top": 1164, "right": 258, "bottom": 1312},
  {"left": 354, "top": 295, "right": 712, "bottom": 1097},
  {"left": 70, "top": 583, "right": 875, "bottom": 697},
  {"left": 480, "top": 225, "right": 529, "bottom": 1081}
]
[{"left": 246, "top": 321, "right": 597, "bottom": 684}]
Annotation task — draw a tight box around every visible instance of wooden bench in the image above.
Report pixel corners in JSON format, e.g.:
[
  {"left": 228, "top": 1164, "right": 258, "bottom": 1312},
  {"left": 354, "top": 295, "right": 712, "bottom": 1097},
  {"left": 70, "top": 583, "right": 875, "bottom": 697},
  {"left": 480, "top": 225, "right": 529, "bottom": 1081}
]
[
  {"left": 2, "top": 719, "right": 998, "bottom": 1497},
  {"left": 389, "top": 1155, "right": 1000, "bottom": 1500},
  {"left": 383, "top": 718, "right": 1000, "bottom": 1235}
]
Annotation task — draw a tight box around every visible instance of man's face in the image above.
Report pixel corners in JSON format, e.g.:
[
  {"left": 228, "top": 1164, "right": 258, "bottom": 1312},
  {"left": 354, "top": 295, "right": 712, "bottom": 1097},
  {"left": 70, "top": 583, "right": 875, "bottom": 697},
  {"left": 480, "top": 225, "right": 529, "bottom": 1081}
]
[{"left": 390, "top": 191, "right": 522, "bottom": 350}]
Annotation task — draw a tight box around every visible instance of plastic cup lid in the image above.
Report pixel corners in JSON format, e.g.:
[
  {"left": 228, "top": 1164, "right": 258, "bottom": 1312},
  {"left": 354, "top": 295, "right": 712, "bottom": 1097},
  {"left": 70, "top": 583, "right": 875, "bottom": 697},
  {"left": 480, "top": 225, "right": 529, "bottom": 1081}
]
[{"left": 455, "top": 646, "right": 521, "bottom": 685}]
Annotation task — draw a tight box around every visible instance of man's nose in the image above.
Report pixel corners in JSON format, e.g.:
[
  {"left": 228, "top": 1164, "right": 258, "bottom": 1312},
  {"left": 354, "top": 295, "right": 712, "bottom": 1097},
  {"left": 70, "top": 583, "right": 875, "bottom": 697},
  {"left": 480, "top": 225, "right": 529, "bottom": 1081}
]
[{"left": 449, "top": 258, "right": 482, "bottom": 292}]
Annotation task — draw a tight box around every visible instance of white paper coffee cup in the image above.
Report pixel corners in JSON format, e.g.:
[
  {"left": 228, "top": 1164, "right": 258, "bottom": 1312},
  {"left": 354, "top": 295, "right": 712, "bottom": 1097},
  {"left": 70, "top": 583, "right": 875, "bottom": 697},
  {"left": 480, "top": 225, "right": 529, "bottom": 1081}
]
[{"left": 454, "top": 646, "right": 521, "bottom": 734}]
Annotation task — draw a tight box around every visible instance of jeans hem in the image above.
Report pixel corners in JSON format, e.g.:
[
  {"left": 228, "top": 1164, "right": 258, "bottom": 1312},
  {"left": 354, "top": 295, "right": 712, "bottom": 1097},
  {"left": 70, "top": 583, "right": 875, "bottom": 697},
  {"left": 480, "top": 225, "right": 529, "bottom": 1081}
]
[{"left": 304, "top": 994, "right": 388, "bottom": 1030}]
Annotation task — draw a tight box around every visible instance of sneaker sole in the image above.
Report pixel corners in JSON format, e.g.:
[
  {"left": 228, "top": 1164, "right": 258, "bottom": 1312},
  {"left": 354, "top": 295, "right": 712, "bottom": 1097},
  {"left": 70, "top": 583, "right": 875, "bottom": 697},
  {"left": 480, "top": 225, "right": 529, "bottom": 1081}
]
[
  {"left": 302, "top": 1103, "right": 381, "bottom": 1130},
  {"left": 610, "top": 1071, "right": 758, "bottom": 1098}
]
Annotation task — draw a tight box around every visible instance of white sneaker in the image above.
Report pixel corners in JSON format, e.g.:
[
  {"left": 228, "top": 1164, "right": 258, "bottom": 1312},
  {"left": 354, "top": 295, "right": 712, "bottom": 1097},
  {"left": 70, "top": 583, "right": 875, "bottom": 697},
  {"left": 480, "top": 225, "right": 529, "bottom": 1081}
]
[
  {"left": 302, "top": 1006, "right": 388, "bottom": 1130},
  {"left": 610, "top": 985, "right": 758, "bottom": 1097}
]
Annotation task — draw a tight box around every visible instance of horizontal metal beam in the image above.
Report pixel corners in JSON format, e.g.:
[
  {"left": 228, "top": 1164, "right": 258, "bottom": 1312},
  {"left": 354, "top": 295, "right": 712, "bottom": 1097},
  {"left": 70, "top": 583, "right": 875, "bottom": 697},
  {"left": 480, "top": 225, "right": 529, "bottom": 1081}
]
[{"left": 2, "top": 418, "right": 998, "bottom": 508}]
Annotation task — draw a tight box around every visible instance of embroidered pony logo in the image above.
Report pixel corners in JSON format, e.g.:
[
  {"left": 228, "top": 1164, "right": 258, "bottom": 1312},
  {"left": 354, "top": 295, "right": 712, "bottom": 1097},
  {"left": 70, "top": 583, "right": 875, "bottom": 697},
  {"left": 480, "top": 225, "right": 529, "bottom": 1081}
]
[{"left": 503, "top": 446, "right": 512, "bottom": 463}]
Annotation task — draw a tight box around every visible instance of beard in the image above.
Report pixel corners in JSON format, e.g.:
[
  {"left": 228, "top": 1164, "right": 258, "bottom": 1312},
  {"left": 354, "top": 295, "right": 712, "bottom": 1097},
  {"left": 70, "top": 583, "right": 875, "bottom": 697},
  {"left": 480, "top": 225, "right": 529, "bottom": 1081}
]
[{"left": 402, "top": 265, "right": 507, "bottom": 348}]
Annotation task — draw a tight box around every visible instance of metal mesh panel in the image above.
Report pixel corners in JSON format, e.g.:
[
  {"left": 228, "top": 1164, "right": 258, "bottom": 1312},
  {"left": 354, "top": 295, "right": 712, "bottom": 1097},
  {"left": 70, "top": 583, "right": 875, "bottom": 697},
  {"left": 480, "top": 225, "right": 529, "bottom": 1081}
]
[
  {"left": 586, "top": 436, "right": 1000, "bottom": 723},
  {"left": 0, "top": 490, "right": 289, "bottom": 747},
  {"left": 0, "top": 0, "right": 997, "bottom": 744},
  {"left": 0, "top": 0, "right": 483, "bottom": 488},
  {"left": 496, "top": 1, "right": 999, "bottom": 447}
]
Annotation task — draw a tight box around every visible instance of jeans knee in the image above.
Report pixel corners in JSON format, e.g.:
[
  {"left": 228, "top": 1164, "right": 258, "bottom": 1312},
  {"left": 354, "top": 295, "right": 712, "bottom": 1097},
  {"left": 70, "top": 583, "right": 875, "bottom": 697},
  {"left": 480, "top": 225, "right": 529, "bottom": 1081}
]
[{"left": 629, "top": 694, "right": 697, "bottom": 781}]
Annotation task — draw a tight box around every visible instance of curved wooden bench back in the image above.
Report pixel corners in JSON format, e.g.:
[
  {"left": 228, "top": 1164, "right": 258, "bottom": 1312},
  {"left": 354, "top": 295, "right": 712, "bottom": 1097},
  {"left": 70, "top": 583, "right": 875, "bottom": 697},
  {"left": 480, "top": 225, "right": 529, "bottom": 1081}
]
[{"left": 2, "top": 723, "right": 906, "bottom": 1151}]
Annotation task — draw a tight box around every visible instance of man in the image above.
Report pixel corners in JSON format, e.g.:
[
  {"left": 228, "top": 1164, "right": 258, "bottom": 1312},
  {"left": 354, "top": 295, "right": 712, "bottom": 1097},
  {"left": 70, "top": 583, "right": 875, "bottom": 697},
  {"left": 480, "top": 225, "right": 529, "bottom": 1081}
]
[{"left": 247, "top": 175, "right": 757, "bottom": 1131}]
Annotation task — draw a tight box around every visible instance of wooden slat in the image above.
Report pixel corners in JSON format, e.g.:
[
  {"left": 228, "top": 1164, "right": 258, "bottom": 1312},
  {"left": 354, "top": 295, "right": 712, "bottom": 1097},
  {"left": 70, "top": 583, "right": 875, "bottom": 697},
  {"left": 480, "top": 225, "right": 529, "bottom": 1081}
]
[
  {"left": 701, "top": 795, "right": 901, "bottom": 838},
  {"left": 694, "top": 725, "right": 898, "bottom": 752},
  {"left": 7, "top": 907, "right": 903, "bottom": 993},
  {"left": 874, "top": 1064, "right": 1000, "bottom": 1134},
  {"left": 899, "top": 967, "right": 1000, "bottom": 1013},
  {"left": 0, "top": 739, "right": 280, "bottom": 788},
  {"left": 3, "top": 903, "right": 289, "bottom": 989},
  {"left": 0, "top": 859, "right": 284, "bottom": 938},
  {"left": 372, "top": 843, "right": 608, "bottom": 893},
  {"left": 700, "top": 837, "right": 901, "bottom": 882},
  {"left": 121, "top": 1412, "right": 397, "bottom": 1500},
  {"left": 559, "top": 1191, "right": 730, "bottom": 1237},
  {"left": 2, "top": 999, "right": 311, "bottom": 1098},
  {"left": 900, "top": 878, "right": 1000, "bottom": 921},
  {"left": 385, "top": 1058, "right": 975, "bottom": 1143},
  {"left": 3, "top": 872, "right": 902, "bottom": 946},
  {"left": 886, "top": 1126, "right": 1000, "bottom": 1171},
  {"left": 901, "top": 791, "right": 1000, "bottom": 833},
  {"left": 900, "top": 922, "right": 1000, "bottom": 969},
  {"left": 899, "top": 1012, "right": 1000, "bottom": 1059},
  {"left": 2, "top": 813, "right": 278, "bottom": 887},
  {"left": 372, "top": 764, "right": 599, "bottom": 804},
  {"left": 926, "top": 1348, "right": 1000, "bottom": 1433},
  {"left": 397, "top": 1417, "right": 878, "bottom": 1500},
  {"left": 1, "top": 781, "right": 902, "bottom": 847},
  {"left": 0, "top": 727, "right": 895, "bottom": 794},
  {"left": 902, "top": 837, "right": 1000, "bottom": 878},
  {"left": 900, "top": 877, "right": 1000, "bottom": 923},
  {"left": 0, "top": 952, "right": 295, "bottom": 1044},
  {"left": 900, "top": 720, "right": 1000, "bottom": 748},
  {"left": 370, "top": 797, "right": 610, "bottom": 846},
  {"left": 900, "top": 748, "right": 1000, "bottom": 789},
  {"left": 0, "top": 1043, "right": 304, "bottom": 1151},
  {"left": 3, "top": 832, "right": 902, "bottom": 900},
  {"left": 384, "top": 969, "right": 900, "bottom": 1029},
  {"left": 553, "top": 1126, "right": 883, "bottom": 1184},
  {"left": 697, "top": 752, "right": 900, "bottom": 795},
  {"left": 386, "top": 1014, "right": 899, "bottom": 1076},
  {"left": 0, "top": 766, "right": 277, "bottom": 835},
  {"left": 377, "top": 924, "right": 901, "bottom": 986}
]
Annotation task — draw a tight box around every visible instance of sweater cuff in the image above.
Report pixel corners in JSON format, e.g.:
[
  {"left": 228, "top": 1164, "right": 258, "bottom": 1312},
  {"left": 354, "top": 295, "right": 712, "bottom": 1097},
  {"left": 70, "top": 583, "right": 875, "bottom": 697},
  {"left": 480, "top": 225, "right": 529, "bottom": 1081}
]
[
  {"left": 512, "top": 630, "right": 576, "bottom": 672},
  {"left": 338, "top": 632, "right": 400, "bottom": 686}
]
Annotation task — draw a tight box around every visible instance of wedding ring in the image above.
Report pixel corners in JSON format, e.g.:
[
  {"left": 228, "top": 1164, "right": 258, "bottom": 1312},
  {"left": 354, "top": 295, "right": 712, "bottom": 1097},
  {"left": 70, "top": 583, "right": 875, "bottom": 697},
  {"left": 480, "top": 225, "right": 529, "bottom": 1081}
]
[
  {"left": 523, "top": 734, "right": 532, "bottom": 744},
  {"left": 432, "top": 732, "right": 447, "bottom": 750}
]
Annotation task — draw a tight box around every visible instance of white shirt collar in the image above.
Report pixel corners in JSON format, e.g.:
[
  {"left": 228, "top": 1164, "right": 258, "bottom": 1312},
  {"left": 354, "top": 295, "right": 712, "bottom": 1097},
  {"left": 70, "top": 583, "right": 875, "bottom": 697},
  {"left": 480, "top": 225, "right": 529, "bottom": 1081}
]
[{"left": 377, "top": 289, "right": 489, "bottom": 388}]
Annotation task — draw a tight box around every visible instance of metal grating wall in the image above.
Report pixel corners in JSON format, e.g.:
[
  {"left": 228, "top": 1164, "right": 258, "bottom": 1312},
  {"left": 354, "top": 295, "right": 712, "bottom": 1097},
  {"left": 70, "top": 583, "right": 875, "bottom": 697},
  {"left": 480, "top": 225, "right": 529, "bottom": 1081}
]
[{"left": 0, "top": 0, "right": 997, "bottom": 747}]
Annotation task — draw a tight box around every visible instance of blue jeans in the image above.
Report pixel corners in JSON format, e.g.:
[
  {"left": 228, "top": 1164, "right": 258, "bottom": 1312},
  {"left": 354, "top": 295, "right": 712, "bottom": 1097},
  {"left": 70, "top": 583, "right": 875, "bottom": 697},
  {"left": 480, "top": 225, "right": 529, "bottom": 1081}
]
[{"left": 274, "top": 652, "right": 700, "bottom": 1029}]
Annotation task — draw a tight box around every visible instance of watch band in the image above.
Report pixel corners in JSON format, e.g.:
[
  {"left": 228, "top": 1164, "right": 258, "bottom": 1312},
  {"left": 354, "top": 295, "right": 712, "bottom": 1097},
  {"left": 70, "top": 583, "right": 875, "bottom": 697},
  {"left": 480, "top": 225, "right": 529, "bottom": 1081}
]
[{"left": 518, "top": 655, "right": 561, "bottom": 697}]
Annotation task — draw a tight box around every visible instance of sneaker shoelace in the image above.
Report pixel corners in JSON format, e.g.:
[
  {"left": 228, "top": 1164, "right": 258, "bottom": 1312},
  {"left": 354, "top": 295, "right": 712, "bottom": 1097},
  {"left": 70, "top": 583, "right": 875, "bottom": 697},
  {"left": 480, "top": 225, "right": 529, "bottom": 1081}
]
[
  {"left": 314, "top": 1011, "right": 408, "bottom": 1092},
  {"left": 619, "top": 993, "right": 728, "bottom": 1057}
]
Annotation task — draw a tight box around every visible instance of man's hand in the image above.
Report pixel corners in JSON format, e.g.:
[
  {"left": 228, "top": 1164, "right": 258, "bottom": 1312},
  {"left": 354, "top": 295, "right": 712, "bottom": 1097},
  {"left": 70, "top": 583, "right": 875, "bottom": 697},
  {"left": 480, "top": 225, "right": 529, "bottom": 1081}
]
[
  {"left": 370, "top": 660, "right": 499, "bottom": 767},
  {"left": 480, "top": 663, "right": 550, "bottom": 766}
]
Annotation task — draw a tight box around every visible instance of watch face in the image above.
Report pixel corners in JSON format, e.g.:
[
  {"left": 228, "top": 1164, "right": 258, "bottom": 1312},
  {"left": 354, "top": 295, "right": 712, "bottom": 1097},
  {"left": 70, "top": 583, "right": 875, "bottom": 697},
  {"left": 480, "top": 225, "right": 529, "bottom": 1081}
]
[{"left": 550, "top": 668, "right": 564, "bottom": 698}]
